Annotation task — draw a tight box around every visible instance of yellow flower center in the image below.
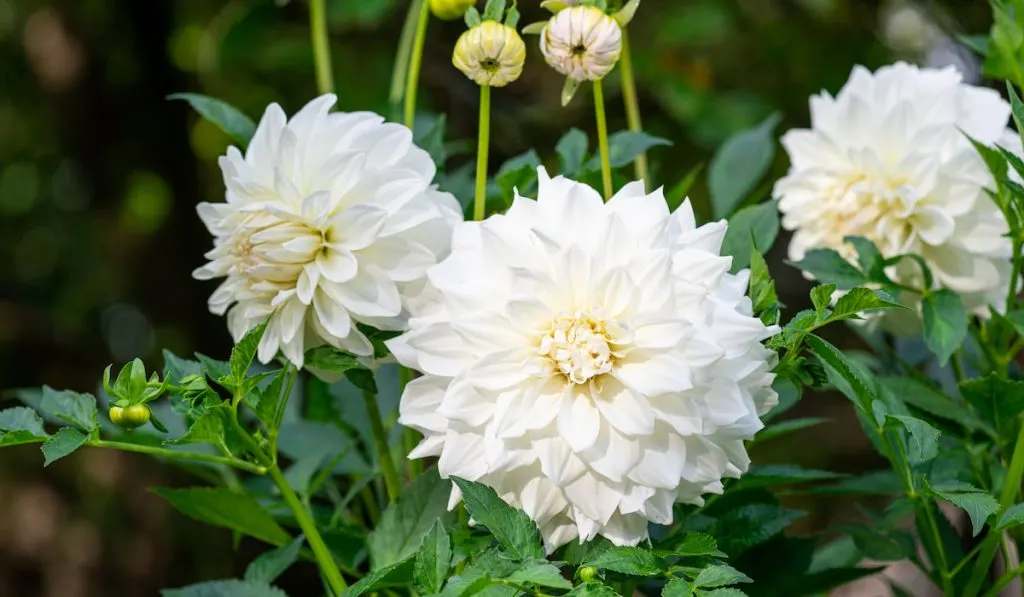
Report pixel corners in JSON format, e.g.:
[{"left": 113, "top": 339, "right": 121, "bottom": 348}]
[{"left": 539, "top": 310, "right": 620, "bottom": 385}]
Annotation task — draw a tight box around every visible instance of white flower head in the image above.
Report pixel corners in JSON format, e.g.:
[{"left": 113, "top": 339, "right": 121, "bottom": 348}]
[
  {"left": 774, "top": 62, "right": 1017, "bottom": 328},
  {"left": 453, "top": 20, "right": 527, "bottom": 88},
  {"left": 389, "top": 169, "right": 779, "bottom": 551},
  {"left": 539, "top": 5, "right": 622, "bottom": 83},
  {"left": 194, "top": 95, "right": 463, "bottom": 368}
]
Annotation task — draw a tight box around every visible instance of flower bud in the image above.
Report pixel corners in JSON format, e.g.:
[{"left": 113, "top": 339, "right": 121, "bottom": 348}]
[
  {"left": 453, "top": 20, "right": 526, "bottom": 87},
  {"left": 539, "top": 5, "right": 622, "bottom": 82},
  {"left": 110, "top": 404, "right": 151, "bottom": 430},
  {"left": 430, "top": 0, "right": 476, "bottom": 21}
]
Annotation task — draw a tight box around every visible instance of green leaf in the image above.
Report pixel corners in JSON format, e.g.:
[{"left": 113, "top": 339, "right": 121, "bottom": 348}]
[
  {"left": 788, "top": 249, "right": 866, "bottom": 289},
  {"left": 927, "top": 484, "right": 998, "bottom": 536},
  {"left": 369, "top": 468, "right": 454, "bottom": 568},
  {"left": 738, "top": 464, "right": 845, "bottom": 488},
  {"left": 585, "top": 545, "right": 661, "bottom": 576},
  {"left": 967, "top": 134, "right": 1010, "bottom": 180},
  {"left": 803, "top": 470, "right": 903, "bottom": 495},
  {"left": 168, "top": 405, "right": 230, "bottom": 449},
  {"left": 693, "top": 564, "right": 752, "bottom": 588},
  {"left": 452, "top": 477, "right": 545, "bottom": 561},
  {"left": 566, "top": 583, "right": 618, "bottom": 597},
  {"left": 959, "top": 374, "right": 1024, "bottom": 440},
  {"left": 711, "top": 504, "right": 806, "bottom": 556},
  {"left": 810, "top": 284, "right": 836, "bottom": 319},
  {"left": 482, "top": 0, "right": 507, "bottom": 21},
  {"left": 709, "top": 112, "right": 781, "bottom": 218},
  {"left": 0, "top": 406, "right": 47, "bottom": 437},
  {"left": 806, "top": 335, "right": 877, "bottom": 414},
  {"left": 414, "top": 113, "right": 448, "bottom": 167},
  {"left": 508, "top": 561, "right": 572, "bottom": 589},
  {"left": 168, "top": 93, "right": 256, "bottom": 147},
  {"left": 997, "top": 503, "right": 1024, "bottom": 529},
  {"left": 959, "top": 34, "right": 989, "bottom": 57},
  {"left": 163, "top": 349, "right": 204, "bottom": 384},
  {"left": 342, "top": 558, "right": 414, "bottom": 597},
  {"left": 667, "top": 533, "right": 723, "bottom": 557},
  {"left": 844, "top": 236, "right": 884, "bottom": 280},
  {"left": 556, "top": 128, "right": 588, "bottom": 177},
  {"left": 196, "top": 353, "right": 232, "bottom": 384},
  {"left": 749, "top": 248, "right": 779, "bottom": 325},
  {"left": 414, "top": 520, "right": 452, "bottom": 594},
  {"left": 152, "top": 487, "right": 291, "bottom": 546},
  {"left": 40, "top": 427, "right": 87, "bottom": 466},
  {"left": 41, "top": 386, "right": 97, "bottom": 432},
  {"left": 878, "top": 377, "right": 973, "bottom": 427},
  {"left": 667, "top": 163, "right": 704, "bottom": 211},
  {"left": 754, "top": 417, "right": 829, "bottom": 443},
  {"left": 605, "top": 131, "right": 672, "bottom": 169},
  {"left": 161, "top": 580, "right": 288, "bottom": 597},
  {"left": 495, "top": 149, "right": 542, "bottom": 202},
  {"left": 720, "top": 202, "right": 780, "bottom": 272},
  {"left": 884, "top": 415, "right": 940, "bottom": 464},
  {"left": 662, "top": 579, "right": 693, "bottom": 597},
  {"left": 700, "top": 590, "right": 748, "bottom": 597},
  {"left": 245, "top": 368, "right": 287, "bottom": 431},
  {"left": 829, "top": 288, "right": 905, "bottom": 321},
  {"left": 921, "top": 289, "right": 967, "bottom": 366},
  {"left": 244, "top": 536, "right": 304, "bottom": 584},
  {"left": 1008, "top": 82, "right": 1024, "bottom": 139},
  {"left": 304, "top": 346, "right": 365, "bottom": 374},
  {"left": 231, "top": 322, "right": 267, "bottom": 383}
]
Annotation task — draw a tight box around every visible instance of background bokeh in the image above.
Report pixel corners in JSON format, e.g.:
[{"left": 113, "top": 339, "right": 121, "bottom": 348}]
[{"left": 0, "top": 0, "right": 998, "bottom": 595}]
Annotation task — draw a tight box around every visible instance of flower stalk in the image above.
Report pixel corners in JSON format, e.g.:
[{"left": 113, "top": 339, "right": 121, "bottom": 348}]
[
  {"left": 619, "top": 30, "right": 647, "bottom": 187},
  {"left": 593, "top": 80, "right": 613, "bottom": 200},
  {"left": 389, "top": 0, "right": 423, "bottom": 120},
  {"left": 362, "top": 389, "right": 402, "bottom": 503},
  {"left": 309, "top": 0, "right": 334, "bottom": 96},
  {"left": 404, "top": 0, "right": 431, "bottom": 128},
  {"left": 474, "top": 85, "right": 492, "bottom": 221}
]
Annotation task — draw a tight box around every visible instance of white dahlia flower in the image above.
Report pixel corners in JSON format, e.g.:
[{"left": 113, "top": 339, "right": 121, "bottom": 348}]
[
  {"left": 194, "top": 94, "right": 462, "bottom": 368},
  {"left": 539, "top": 5, "right": 622, "bottom": 83},
  {"left": 774, "top": 62, "right": 1016, "bottom": 326},
  {"left": 388, "top": 169, "right": 779, "bottom": 551}
]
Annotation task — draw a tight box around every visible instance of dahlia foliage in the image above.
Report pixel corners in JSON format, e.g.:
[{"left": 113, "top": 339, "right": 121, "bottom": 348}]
[{"left": 8, "top": 1, "right": 1024, "bottom": 596}]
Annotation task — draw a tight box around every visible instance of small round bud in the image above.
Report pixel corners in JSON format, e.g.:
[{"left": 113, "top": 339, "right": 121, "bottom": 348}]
[
  {"left": 453, "top": 21, "right": 526, "bottom": 88},
  {"left": 540, "top": 5, "right": 622, "bottom": 82},
  {"left": 110, "top": 404, "right": 151, "bottom": 430},
  {"left": 430, "top": 0, "right": 476, "bottom": 21},
  {"left": 578, "top": 566, "right": 599, "bottom": 583}
]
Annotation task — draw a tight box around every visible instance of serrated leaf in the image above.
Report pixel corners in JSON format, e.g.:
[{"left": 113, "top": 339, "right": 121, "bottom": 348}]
[
  {"left": 884, "top": 415, "right": 940, "bottom": 464},
  {"left": 959, "top": 374, "right": 1024, "bottom": 441},
  {"left": 508, "top": 561, "right": 572, "bottom": 589},
  {"left": 788, "top": 249, "right": 866, "bottom": 289},
  {"left": 369, "top": 468, "right": 454, "bottom": 568},
  {"left": 921, "top": 289, "right": 967, "bottom": 366},
  {"left": 231, "top": 322, "right": 267, "bottom": 383},
  {"left": 196, "top": 353, "right": 232, "bottom": 384},
  {"left": 343, "top": 558, "right": 414, "bottom": 597},
  {"left": 163, "top": 349, "right": 204, "bottom": 384},
  {"left": 810, "top": 284, "right": 836, "bottom": 318},
  {"left": 829, "top": 288, "right": 905, "bottom": 321},
  {"left": 152, "top": 487, "right": 291, "bottom": 545},
  {"left": 245, "top": 368, "right": 287, "bottom": 431},
  {"left": 586, "top": 545, "right": 661, "bottom": 576},
  {"left": 556, "top": 128, "right": 588, "bottom": 177},
  {"left": 711, "top": 504, "right": 806, "bottom": 556},
  {"left": 161, "top": 580, "right": 287, "bottom": 597},
  {"left": 244, "top": 536, "right": 304, "bottom": 584},
  {"left": 721, "top": 202, "right": 780, "bottom": 272},
  {"left": 998, "top": 503, "right": 1024, "bottom": 529},
  {"left": 168, "top": 93, "right": 256, "bottom": 147},
  {"left": 878, "top": 377, "right": 973, "bottom": 428},
  {"left": 0, "top": 406, "right": 47, "bottom": 437},
  {"left": 709, "top": 112, "right": 781, "bottom": 218},
  {"left": 669, "top": 533, "right": 723, "bottom": 557},
  {"left": 41, "top": 386, "right": 97, "bottom": 432},
  {"left": 927, "top": 484, "right": 998, "bottom": 536},
  {"left": 737, "top": 464, "right": 845, "bottom": 488},
  {"left": 844, "top": 236, "right": 884, "bottom": 280},
  {"left": 693, "top": 564, "right": 752, "bottom": 588},
  {"left": 168, "top": 405, "right": 230, "bottom": 449},
  {"left": 662, "top": 579, "right": 693, "bottom": 597},
  {"left": 304, "top": 346, "right": 365, "bottom": 374},
  {"left": 806, "top": 335, "right": 877, "bottom": 414},
  {"left": 453, "top": 477, "right": 545, "bottom": 561},
  {"left": 41, "top": 427, "right": 87, "bottom": 466},
  {"left": 414, "top": 520, "right": 452, "bottom": 594}
]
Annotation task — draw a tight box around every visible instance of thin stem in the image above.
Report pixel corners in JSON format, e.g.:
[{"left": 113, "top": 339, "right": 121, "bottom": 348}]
[
  {"left": 403, "top": 0, "right": 430, "bottom": 129},
  {"left": 982, "top": 563, "right": 1024, "bottom": 597},
  {"left": 362, "top": 390, "right": 402, "bottom": 502},
  {"left": 1008, "top": 239, "right": 1022, "bottom": 313},
  {"left": 966, "top": 420, "right": 1024, "bottom": 596},
  {"left": 474, "top": 85, "right": 492, "bottom": 222},
  {"left": 593, "top": 79, "right": 613, "bottom": 200},
  {"left": 389, "top": 0, "right": 423, "bottom": 120},
  {"left": 952, "top": 353, "right": 966, "bottom": 385},
  {"left": 268, "top": 466, "right": 348, "bottom": 594},
  {"left": 308, "top": 0, "right": 334, "bottom": 96},
  {"left": 89, "top": 439, "right": 266, "bottom": 475},
  {"left": 619, "top": 30, "right": 647, "bottom": 188}
]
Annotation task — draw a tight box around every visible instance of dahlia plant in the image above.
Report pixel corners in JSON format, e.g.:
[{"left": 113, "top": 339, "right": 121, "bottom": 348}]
[{"left": 8, "top": 0, "right": 1024, "bottom": 596}]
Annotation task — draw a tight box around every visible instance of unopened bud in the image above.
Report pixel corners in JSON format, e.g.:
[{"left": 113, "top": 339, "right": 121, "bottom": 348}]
[
  {"left": 430, "top": 0, "right": 476, "bottom": 21},
  {"left": 540, "top": 5, "right": 622, "bottom": 82},
  {"left": 453, "top": 20, "right": 526, "bottom": 87}
]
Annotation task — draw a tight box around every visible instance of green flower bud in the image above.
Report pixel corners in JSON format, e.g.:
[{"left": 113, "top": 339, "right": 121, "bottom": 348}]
[
  {"left": 110, "top": 404, "right": 151, "bottom": 430},
  {"left": 453, "top": 20, "right": 526, "bottom": 87},
  {"left": 430, "top": 0, "right": 477, "bottom": 21},
  {"left": 578, "top": 566, "right": 599, "bottom": 583}
]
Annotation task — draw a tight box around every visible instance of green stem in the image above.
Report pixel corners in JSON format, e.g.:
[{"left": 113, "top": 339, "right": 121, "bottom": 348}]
[
  {"left": 268, "top": 465, "right": 348, "bottom": 594},
  {"left": 403, "top": 0, "right": 430, "bottom": 129},
  {"left": 966, "top": 420, "right": 1024, "bottom": 596},
  {"left": 618, "top": 31, "right": 647, "bottom": 188},
  {"left": 474, "top": 85, "right": 492, "bottom": 222},
  {"left": 1008, "top": 239, "right": 1022, "bottom": 313},
  {"left": 308, "top": 0, "right": 335, "bottom": 96},
  {"left": 362, "top": 390, "right": 402, "bottom": 502},
  {"left": 389, "top": 0, "right": 422, "bottom": 120},
  {"left": 981, "top": 563, "right": 1024, "bottom": 597},
  {"left": 88, "top": 439, "right": 266, "bottom": 475},
  {"left": 593, "top": 79, "right": 613, "bottom": 201}
]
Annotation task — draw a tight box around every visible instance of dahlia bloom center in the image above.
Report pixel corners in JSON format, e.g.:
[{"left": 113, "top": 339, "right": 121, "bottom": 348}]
[
  {"left": 539, "top": 308, "right": 628, "bottom": 385},
  {"left": 818, "top": 172, "right": 917, "bottom": 257}
]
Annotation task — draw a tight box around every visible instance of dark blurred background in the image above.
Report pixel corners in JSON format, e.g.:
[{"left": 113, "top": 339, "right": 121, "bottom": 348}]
[{"left": 0, "top": 0, "right": 997, "bottom": 595}]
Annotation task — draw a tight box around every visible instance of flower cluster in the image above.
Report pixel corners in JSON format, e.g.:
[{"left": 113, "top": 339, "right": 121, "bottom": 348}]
[
  {"left": 774, "top": 62, "right": 1017, "bottom": 328},
  {"left": 194, "top": 94, "right": 462, "bottom": 368},
  {"left": 388, "top": 169, "right": 779, "bottom": 550}
]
